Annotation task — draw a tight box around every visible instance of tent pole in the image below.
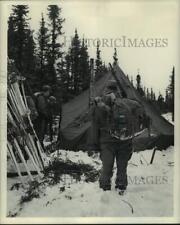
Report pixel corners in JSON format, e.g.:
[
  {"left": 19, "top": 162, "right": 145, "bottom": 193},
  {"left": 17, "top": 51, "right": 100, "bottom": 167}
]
[
  {"left": 150, "top": 147, "right": 157, "bottom": 164},
  {"left": 109, "top": 63, "right": 125, "bottom": 95}
]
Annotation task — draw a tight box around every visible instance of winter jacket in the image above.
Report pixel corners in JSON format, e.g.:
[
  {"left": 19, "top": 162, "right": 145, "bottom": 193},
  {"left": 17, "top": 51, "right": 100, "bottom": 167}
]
[
  {"left": 36, "top": 94, "right": 51, "bottom": 120},
  {"left": 87, "top": 97, "right": 144, "bottom": 151}
]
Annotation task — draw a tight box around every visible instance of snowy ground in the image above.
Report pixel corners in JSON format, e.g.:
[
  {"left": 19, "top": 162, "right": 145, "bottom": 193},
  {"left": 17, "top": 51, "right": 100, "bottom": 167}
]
[
  {"left": 7, "top": 146, "right": 174, "bottom": 217},
  {"left": 162, "top": 112, "right": 174, "bottom": 125}
]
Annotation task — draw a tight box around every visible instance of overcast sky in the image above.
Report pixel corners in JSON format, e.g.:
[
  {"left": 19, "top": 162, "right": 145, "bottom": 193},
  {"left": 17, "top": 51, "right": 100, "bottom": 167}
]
[{"left": 7, "top": 0, "right": 179, "bottom": 96}]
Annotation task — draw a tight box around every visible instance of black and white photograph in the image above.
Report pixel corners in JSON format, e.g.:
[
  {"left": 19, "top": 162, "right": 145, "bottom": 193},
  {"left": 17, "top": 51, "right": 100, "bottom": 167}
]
[{"left": 0, "top": 0, "right": 179, "bottom": 223}]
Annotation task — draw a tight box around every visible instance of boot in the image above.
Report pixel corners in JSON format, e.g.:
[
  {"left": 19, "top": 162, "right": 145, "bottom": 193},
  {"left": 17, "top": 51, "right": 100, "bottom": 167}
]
[{"left": 115, "top": 184, "right": 127, "bottom": 195}]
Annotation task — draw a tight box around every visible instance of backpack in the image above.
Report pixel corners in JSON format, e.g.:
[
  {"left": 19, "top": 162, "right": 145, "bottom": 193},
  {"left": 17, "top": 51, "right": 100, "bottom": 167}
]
[
  {"left": 33, "top": 92, "right": 43, "bottom": 113},
  {"left": 26, "top": 95, "right": 39, "bottom": 121},
  {"left": 33, "top": 92, "right": 56, "bottom": 119},
  {"left": 108, "top": 98, "right": 133, "bottom": 140}
]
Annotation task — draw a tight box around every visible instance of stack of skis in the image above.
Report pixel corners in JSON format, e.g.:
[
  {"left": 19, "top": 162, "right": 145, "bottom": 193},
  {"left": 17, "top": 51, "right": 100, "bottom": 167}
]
[{"left": 7, "top": 60, "right": 46, "bottom": 185}]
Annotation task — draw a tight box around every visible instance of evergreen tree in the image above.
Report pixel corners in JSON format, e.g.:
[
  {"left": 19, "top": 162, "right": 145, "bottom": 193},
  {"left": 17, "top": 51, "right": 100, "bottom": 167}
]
[
  {"left": 64, "top": 52, "right": 71, "bottom": 93},
  {"left": 165, "top": 67, "right": 175, "bottom": 120},
  {"left": 165, "top": 88, "right": 170, "bottom": 111},
  {"left": 70, "top": 29, "right": 81, "bottom": 94},
  {"left": 23, "top": 29, "right": 36, "bottom": 77},
  {"left": 47, "top": 5, "right": 65, "bottom": 84},
  {"left": 169, "top": 67, "right": 175, "bottom": 121},
  {"left": 54, "top": 58, "right": 66, "bottom": 106},
  {"left": 8, "top": 5, "right": 35, "bottom": 76},
  {"left": 130, "top": 76, "right": 134, "bottom": 86},
  {"left": 157, "top": 92, "right": 165, "bottom": 112},
  {"left": 102, "top": 61, "right": 108, "bottom": 73},
  {"left": 37, "top": 13, "right": 50, "bottom": 74},
  {"left": 146, "top": 88, "right": 150, "bottom": 100},
  {"left": 153, "top": 93, "right": 156, "bottom": 101},
  {"left": 8, "top": 15, "right": 17, "bottom": 61},
  {"left": 95, "top": 40, "right": 102, "bottom": 79},
  {"left": 150, "top": 88, "right": 154, "bottom": 101},
  {"left": 64, "top": 32, "right": 91, "bottom": 96},
  {"left": 113, "top": 48, "right": 118, "bottom": 65},
  {"left": 136, "top": 74, "right": 141, "bottom": 90},
  {"left": 143, "top": 86, "right": 146, "bottom": 97},
  {"left": 165, "top": 88, "right": 169, "bottom": 104},
  {"left": 136, "top": 73, "right": 144, "bottom": 96},
  {"left": 79, "top": 38, "right": 90, "bottom": 90},
  {"left": 56, "top": 56, "right": 70, "bottom": 101}
]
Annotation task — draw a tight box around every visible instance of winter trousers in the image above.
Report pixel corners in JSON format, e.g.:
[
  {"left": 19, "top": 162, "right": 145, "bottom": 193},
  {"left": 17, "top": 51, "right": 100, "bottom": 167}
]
[
  {"left": 34, "top": 115, "right": 49, "bottom": 147},
  {"left": 99, "top": 140, "right": 133, "bottom": 190}
]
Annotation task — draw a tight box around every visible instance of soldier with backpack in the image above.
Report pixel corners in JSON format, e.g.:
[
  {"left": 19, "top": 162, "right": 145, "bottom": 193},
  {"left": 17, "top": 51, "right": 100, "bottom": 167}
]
[
  {"left": 88, "top": 80, "right": 144, "bottom": 194},
  {"left": 33, "top": 85, "right": 52, "bottom": 148}
]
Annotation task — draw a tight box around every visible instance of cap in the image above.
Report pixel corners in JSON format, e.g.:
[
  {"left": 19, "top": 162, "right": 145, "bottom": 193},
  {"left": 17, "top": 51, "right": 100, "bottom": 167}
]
[{"left": 42, "top": 85, "right": 51, "bottom": 92}]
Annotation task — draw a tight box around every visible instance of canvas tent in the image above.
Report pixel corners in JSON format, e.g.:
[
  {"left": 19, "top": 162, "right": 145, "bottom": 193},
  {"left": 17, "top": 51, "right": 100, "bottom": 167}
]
[{"left": 58, "top": 64, "right": 174, "bottom": 151}]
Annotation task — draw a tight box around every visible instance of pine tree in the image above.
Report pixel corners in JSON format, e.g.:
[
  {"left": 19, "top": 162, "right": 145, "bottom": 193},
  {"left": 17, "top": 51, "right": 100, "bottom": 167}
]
[
  {"left": 55, "top": 58, "right": 66, "bottom": 105},
  {"left": 143, "top": 86, "right": 146, "bottom": 97},
  {"left": 157, "top": 92, "right": 165, "bottom": 113},
  {"left": 95, "top": 40, "right": 102, "bottom": 79},
  {"left": 165, "top": 88, "right": 169, "bottom": 103},
  {"left": 8, "top": 15, "right": 17, "bottom": 61},
  {"left": 136, "top": 74, "right": 141, "bottom": 90},
  {"left": 23, "top": 29, "right": 36, "bottom": 77},
  {"left": 169, "top": 67, "right": 175, "bottom": 121},
  {"left": 153, "top": 93, "right": 156, "bottom": 101},
  {"left": 164, "top": 67, "right": 175, "bottom": 119},
  {"left": 64, "top": 52, "right": 71, "bottom": 93},
  {"left": 136, "top": 73, "right": 144, "bottom": 96},
  {"left": 130, "top": 76, "right": 134, "bottom": 86},
  {"left": 70, "top": 29, "right": 81, "bottom": 94},
  {"left": 113, "top": 48, "right": 118, "bottom": 65},
  {"left": 146, "top": 88, "right": 150, "bottom": 100},
  {"left": 8, "top": 5, "right": 34, "bottom": 76},
  {"left": 165, "top": 88, "right": 170, "bottom": 111},
  {"left": 79, "top": 38, "right": 90, "bottom": 90},
  {"left": 56, "top": 56, "right": 70, "bottom": 101},
  {"left": 102, "top": 61, "right": 108, "bottom": 73},
  {"left": 37, "top": 13, "right": 50, "bottom": 74},
  {"left": 150, "top": 88, "right": 154, "bottom": 101},
  {"left": 47, "top": 5, "right": 65, "bottom": 84}
]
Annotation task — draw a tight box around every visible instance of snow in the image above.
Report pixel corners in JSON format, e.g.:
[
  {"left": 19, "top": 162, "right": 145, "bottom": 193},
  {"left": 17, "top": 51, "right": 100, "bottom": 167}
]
[
  {"left": 162, "top": 112, "right": 174, "bottom": 125},
  {"left": 7, "top": 146, "right": 174, "bottom": 217},
  {"left": 51, "top": 149, "right": 101, "bottom": 169}
]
